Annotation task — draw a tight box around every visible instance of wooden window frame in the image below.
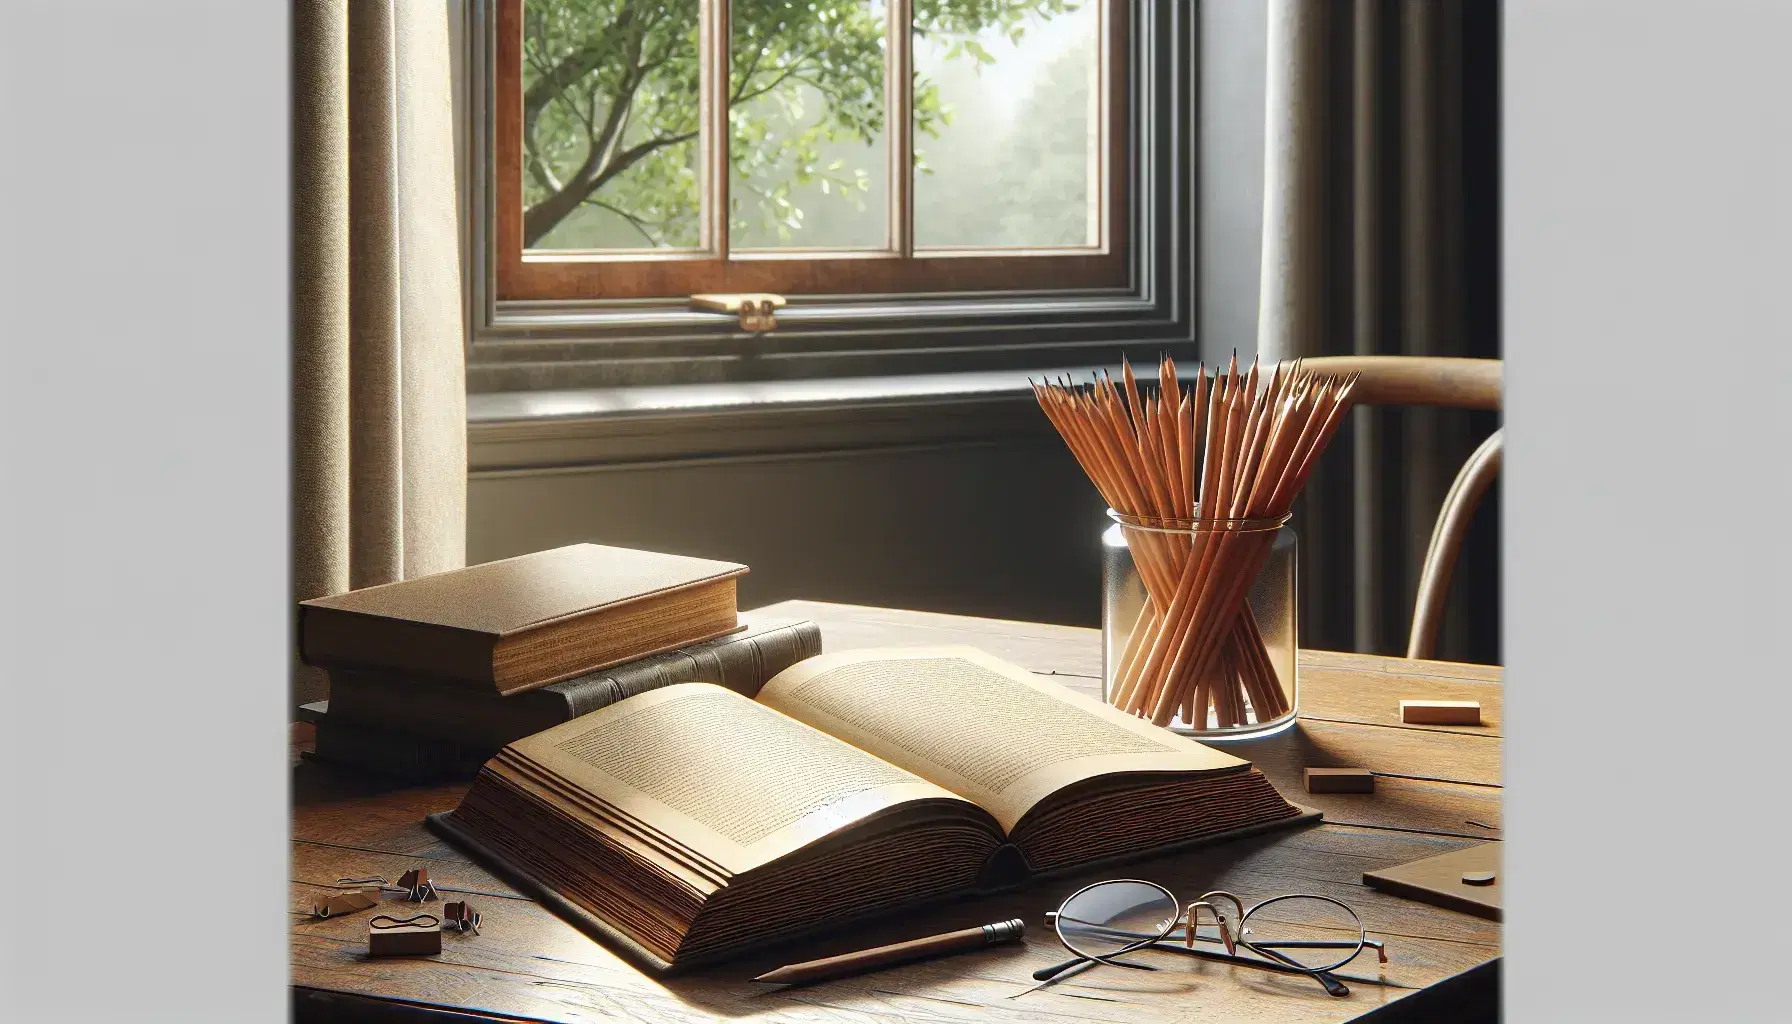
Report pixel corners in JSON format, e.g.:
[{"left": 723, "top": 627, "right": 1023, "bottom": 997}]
[
  {"left": 493, "top": 0, "right": 1131, "bottom": 303},
  {"left": 464, "top": 1, "right": 1195, "bottom": 392}
]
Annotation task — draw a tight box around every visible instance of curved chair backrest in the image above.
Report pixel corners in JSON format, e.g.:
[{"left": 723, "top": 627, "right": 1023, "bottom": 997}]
[{"left": 1296, "top": 356, "right": 1503, "bottom": 661}]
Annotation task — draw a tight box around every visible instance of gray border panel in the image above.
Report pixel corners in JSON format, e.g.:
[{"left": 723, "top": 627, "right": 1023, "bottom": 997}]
[
  {"left": 1505, "top": 1, "right": 1786, "bottom": 1020},
  {"left": 0, "top": 2, "right": 290, "bottom": 1020}
]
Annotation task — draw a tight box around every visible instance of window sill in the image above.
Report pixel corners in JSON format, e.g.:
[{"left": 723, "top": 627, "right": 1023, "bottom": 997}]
[
  {"left": 466, "top": 367, "right": 1094, "bottom": 472},
  {"left": 466, "top": 291, "right": 1186, "bottom": 393}
]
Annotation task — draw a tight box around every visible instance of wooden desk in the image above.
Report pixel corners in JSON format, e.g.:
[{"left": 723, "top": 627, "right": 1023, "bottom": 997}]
[{"left": 293, "top": 600, "right": 1502, "bottom": 1022}]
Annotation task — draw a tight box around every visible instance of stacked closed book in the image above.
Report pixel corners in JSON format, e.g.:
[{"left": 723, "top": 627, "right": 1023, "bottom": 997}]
[
  {"left": 296, "top": 543, "right": 820, "bottom": 780},
  {"left": 300, "top": 543, "right": 750, "bottom": 694},
  {"left": 304, "top": 616, "right": 822, "bottom": 779}
]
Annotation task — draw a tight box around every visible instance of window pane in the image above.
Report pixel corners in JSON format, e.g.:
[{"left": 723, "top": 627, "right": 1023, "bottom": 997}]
[
  {"left": 729, "top": 1, "right": 888, "bottom": 251},
  {"left": 522, "top": 0, "right": 703, "bottom": 251},
  {"left": 913, "top": 1, "right": 1101, "bottom": 250}
]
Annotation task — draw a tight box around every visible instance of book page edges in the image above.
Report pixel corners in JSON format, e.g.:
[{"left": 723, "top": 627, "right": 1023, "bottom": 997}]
[
  {"left": 494, "top": 568, "right": 747, "bottom": 637},
  {"left": 424, "top": 803, "right": 1320, "bottom": 975}
]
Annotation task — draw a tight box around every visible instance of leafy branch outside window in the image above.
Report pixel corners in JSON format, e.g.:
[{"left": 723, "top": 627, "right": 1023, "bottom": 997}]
[{"left": 520, "top": 0, "right": 1084, "bottom": 251}]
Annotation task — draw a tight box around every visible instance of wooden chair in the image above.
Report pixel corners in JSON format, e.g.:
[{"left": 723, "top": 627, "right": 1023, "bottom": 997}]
[{"left": 1296, "top": 356, "right": 1502, "bottom": 660}]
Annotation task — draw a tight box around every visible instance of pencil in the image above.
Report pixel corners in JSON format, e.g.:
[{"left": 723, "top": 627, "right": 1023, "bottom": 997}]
[
  {"left": 752, "top": 919, "right": 1025, "bottom": 987},
  {"left": 1034, "top": 357, "right": 1358, "bottom": 727}
]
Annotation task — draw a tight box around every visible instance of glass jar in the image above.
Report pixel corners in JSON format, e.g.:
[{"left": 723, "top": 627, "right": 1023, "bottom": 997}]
[{"left": 1101, "top": 509, "right": 1298, "bottom": 738}]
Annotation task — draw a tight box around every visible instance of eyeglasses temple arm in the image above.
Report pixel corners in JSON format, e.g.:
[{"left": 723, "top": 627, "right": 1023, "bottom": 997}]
[
  {"left": 1246, "top": 938, "right": 1386, "bottom": 964},
  {"left": 1032, "top": 953, "right": 1160, "bottom": 981},
  {"left": 1241, "top": 943, "right": 1350, "bottom": 997}
]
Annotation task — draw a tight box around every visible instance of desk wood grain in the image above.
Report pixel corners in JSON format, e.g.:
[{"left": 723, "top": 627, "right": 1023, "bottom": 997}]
[{"left": 293, "top": 600, "right": 1501, "bottom": 1022}]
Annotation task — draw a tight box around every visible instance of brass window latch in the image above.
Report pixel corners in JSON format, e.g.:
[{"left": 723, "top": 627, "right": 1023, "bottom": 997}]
[{"left": 691, "top": 293, "right": 786, "bottom": 332}]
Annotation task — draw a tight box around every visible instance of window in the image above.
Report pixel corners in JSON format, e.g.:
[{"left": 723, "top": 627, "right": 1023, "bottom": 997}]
[
  {"left": 468, "top": 1, "right": 1193, "bottom": 388},
  {"left": 497, "top": 0, "right": 1126, "bottom": 302}
]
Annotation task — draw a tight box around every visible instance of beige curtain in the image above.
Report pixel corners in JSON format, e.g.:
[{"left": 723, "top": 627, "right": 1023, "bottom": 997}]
[
  {"left": 1258, "top": 0, "right": 1500, "bottom": 662},
  {"left": 293, "top": 0, "right": 467, "bottom": 707}
]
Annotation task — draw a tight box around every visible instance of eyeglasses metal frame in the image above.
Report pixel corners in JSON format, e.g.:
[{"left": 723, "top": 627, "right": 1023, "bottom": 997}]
[
  {"left": 1184, "top": 888, "right": 1378, "bottom": 974},
  {"left": 1037, "top": 878, "right": 1388, "bottom": 998}
]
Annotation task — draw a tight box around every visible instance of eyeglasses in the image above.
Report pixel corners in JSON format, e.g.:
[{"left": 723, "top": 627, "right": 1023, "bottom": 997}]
[{"left": 1022, "top": 878, "right": 1388, "bottom": 998}]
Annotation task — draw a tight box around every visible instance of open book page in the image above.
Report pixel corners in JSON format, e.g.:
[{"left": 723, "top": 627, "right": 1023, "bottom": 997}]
[
  {"left": 756, "top": 647, "right": 1250, "bottom": 833},
  {"left": 510, "top": 683, "right": 972, "bottom": 875}
]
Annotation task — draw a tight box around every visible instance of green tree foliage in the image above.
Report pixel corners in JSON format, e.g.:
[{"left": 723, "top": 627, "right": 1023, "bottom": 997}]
[
  {"left": 522, "top": 0, "right": 1082, "bottom": 249},
  {"left": 913, "top": 27, "right": 1094, "bottom": 247}
]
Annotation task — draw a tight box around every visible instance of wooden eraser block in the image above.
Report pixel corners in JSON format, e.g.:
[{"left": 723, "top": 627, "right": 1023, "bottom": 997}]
[
  {"left": 1305, "top": 767, "right": 1375, "bottom": 794},
  {"left": 368, "top": 921, "right": 441, "bottom": 957},
  {"left": 1400, "top": 700, "right": 1482, "bottom": 725}
]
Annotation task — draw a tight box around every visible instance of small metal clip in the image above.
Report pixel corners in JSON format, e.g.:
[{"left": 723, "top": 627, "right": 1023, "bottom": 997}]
[
  {"left": 312, "top": 886, "right": 382, "bottom": 919},
  {"left": 392, "top": 867, "right": 439, "bottom": 902},
  {"left": 334, "top": 873, "right": 437, "bottom": 902},
  {"left": 442, "top": 900, "right": 482, "bottom": 935}
]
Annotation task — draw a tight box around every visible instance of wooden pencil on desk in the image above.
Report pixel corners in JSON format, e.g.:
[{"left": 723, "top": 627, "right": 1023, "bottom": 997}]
[{"left": 753, "top": 919, "right": 1026, "bottom": 987}]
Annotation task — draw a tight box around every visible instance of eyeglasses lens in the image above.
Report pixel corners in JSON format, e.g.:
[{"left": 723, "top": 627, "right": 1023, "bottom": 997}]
[
  {"left": 1057, "top": 881, "right": 1180, "bottom": 960},
  {"left": 1239, "top": 895, "right": 1366, "bottom": 973}
]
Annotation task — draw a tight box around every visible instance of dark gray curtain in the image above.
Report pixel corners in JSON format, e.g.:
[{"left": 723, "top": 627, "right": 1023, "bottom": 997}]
[{"left": 1258, "top": 0, "right": 1501, "bottom": 664}]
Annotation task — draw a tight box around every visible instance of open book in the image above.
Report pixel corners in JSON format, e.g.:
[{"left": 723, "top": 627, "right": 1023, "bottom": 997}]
[{"left": 430, "top": 647, "right": 1307, "bottom": 972}]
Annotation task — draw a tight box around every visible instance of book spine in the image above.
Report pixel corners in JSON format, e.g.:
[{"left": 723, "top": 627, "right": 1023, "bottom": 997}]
[
  {"left": 325, "top": 671, "right": 563, "bottom": 748},
  {"left": 564, "top": 618, "right": 822, "bottom": 716},
  {"left": 310, "top": 718, "right": 492, "bottom": 783},
  {"left": 328, "top": 619, "right": 823, "bottom": 746},
  {"left": 300, "top": 605, "right": 497, "bottom": 686}
]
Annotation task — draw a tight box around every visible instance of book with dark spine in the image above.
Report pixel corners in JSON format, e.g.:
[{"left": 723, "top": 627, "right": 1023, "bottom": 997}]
[
  {"left": 308, "top": 716, "right": 492, "bottom": 783},
  {"left": 322, "top": 616, "right": 822, "bottom": 750}
]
